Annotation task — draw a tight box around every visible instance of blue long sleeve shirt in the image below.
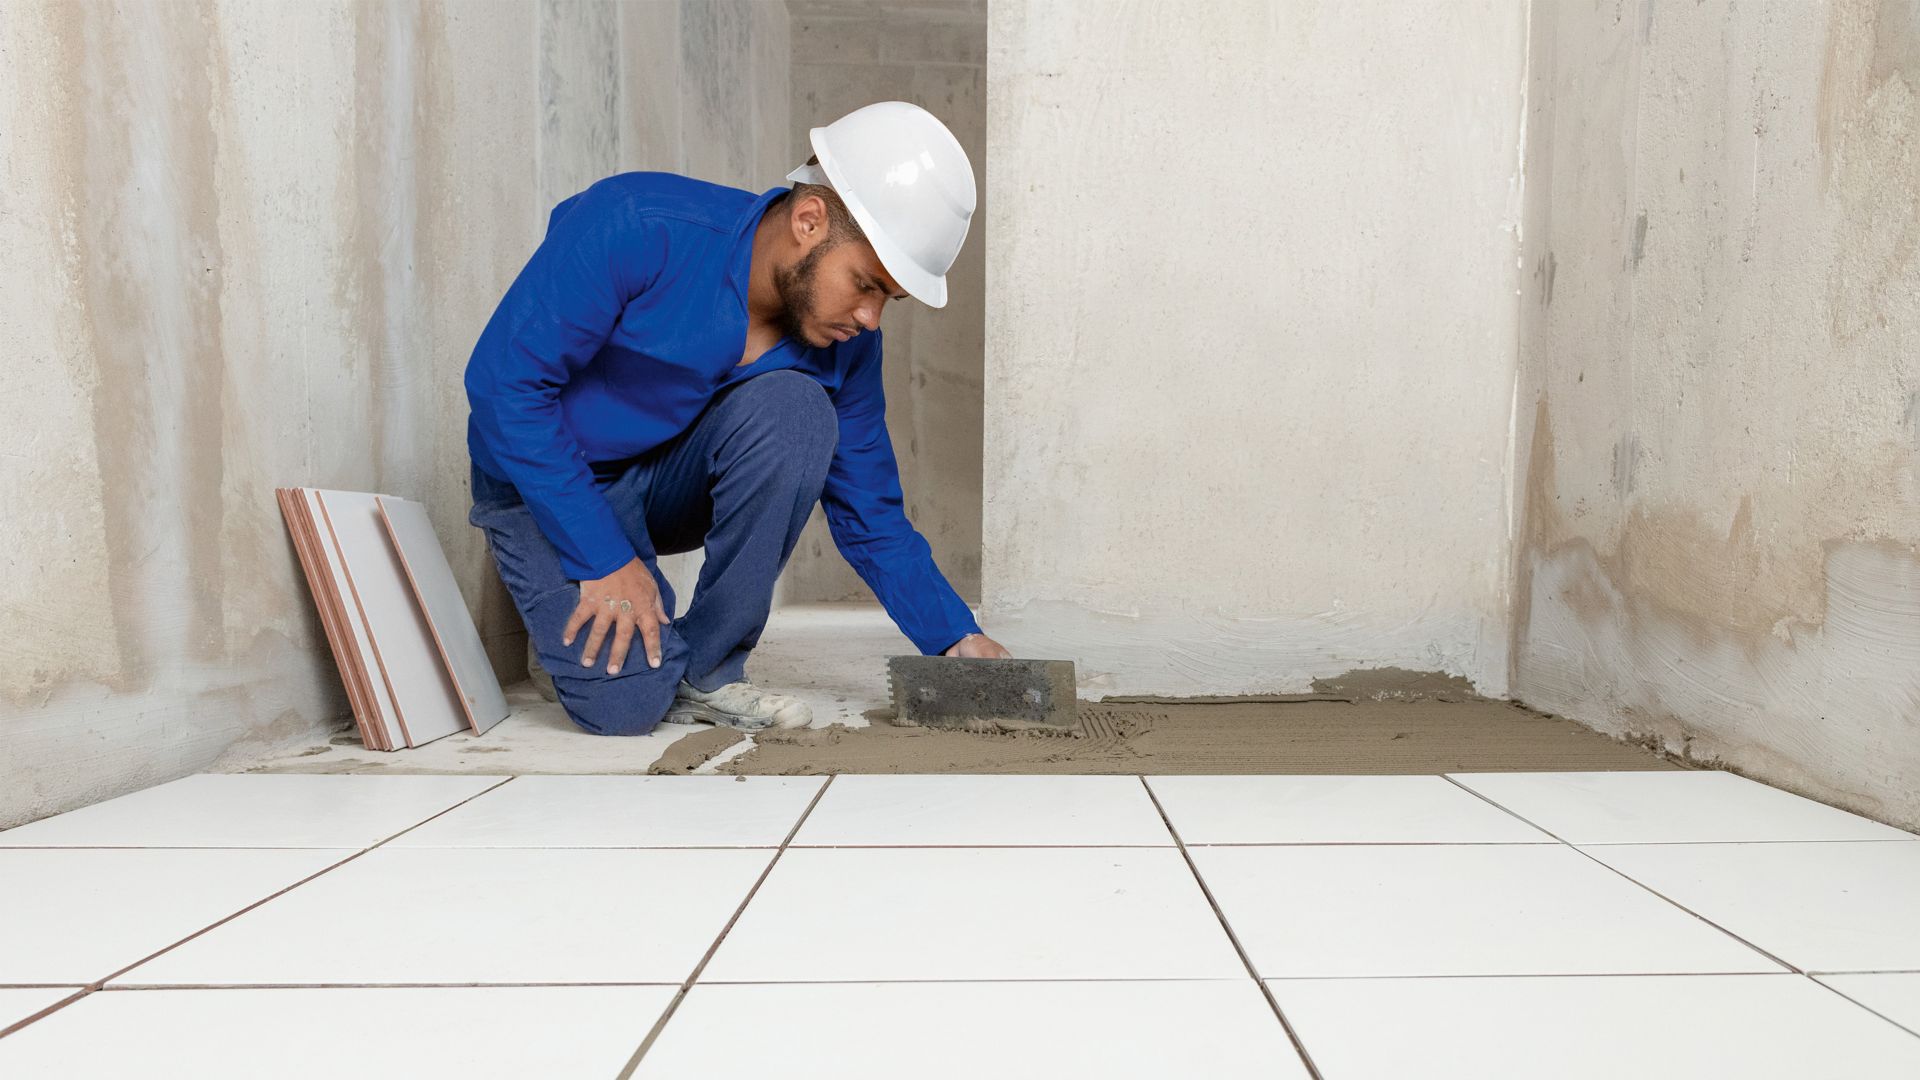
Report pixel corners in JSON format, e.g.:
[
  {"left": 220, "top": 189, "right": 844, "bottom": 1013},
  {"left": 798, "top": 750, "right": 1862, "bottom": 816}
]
[{"left": 464, "top": 172, "right": 980, "bottom": 656}]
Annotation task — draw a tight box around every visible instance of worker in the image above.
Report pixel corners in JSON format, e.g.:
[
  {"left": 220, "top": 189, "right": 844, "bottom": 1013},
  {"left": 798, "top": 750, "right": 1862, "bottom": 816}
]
[{"left": 463, "top": 102, "right": 1010, "bottom": 737}]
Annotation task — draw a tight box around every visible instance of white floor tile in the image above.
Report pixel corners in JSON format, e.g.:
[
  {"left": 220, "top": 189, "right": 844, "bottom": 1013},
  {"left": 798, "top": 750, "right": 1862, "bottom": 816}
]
[
  {"left": 703, "top": 848, "right": 1244, "bottom": 981},
  {"left": 1587, "top": 841, "right": 1920, "bottom": 972},
  {"left": 1147, "top": 775, "right": 1552, "bottom": 844},
  {"left": 0, "top": 988, "right": 81, "bottom": 1031},
  {"left": 638, "top": 980, "right": 1308, "bottom": 1078},
  {"left": 0, "top": 849, "right": 350, "bottom": 983},
  {"left": 0, "top": 986, "right": 671, "bottom": 1078},
  {"left": 0, "top": 774, "right": 504, "bottom": 848},
  {"left": 792, "top": 775, "right": 1173, "bottom": 846},
  {"left": 1193, "top": 845, "right": 1778, "bottom": 977},
  {"left": 1817, "top": 974, "right": 1920, "bottom": 1036},
  {"left": 1271, "top": 974, "right": 1920, "bottom": 1079},
  {"left": 388, "top": 775, "right": 823, "bottom": 848},
  {"left": 1448, "top": 770, "right": 1915, "bottom": 844},
  {"left": 120, "top": 848, "right": 772, "bottom": 985}
]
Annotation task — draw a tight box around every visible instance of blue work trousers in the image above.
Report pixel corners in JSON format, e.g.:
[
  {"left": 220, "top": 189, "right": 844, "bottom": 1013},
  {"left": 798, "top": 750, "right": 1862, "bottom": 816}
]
[{"left": 469, "top": 371, "right": 837, "bottom": 735}]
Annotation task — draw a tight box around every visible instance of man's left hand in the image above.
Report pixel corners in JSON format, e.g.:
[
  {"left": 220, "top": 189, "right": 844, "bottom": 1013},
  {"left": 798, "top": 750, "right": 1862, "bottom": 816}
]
[{"left": 944, "top": 632, "right": 1012, "bottom": 659}]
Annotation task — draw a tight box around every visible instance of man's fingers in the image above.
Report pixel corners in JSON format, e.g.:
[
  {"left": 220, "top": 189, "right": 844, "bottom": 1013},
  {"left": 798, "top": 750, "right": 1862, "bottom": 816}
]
[
  {"left": 562, "top": 602, "right": 593, "bottom": 648},
  {"left": 606, "top": 611, "right": 636, "bottom": 675},
  {"left": 578, "top": 610, "right": 611, "bottom": 667},
  {"left": 648, "top": 597, "right": 669, "bottom": 668},
  {"left": 640, "top": 614, "right": 663, "bottom": 669}
]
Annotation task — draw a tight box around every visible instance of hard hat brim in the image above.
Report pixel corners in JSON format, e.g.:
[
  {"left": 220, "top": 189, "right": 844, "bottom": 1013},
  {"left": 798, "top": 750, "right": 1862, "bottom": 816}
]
[{"left": 805, "top": 126, "right": 950, "bottom": 309}]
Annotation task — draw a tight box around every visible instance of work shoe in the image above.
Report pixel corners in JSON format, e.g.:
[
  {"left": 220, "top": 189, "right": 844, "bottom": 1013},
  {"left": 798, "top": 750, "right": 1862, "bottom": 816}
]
[{"left": 665, "top": 680, "right": 813, "bottom": 731}]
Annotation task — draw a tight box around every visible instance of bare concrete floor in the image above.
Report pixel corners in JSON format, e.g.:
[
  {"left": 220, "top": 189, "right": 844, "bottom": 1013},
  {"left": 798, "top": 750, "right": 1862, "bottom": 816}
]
[{"left": 230, "top": 604, "right": 1679, "bottom": 778}]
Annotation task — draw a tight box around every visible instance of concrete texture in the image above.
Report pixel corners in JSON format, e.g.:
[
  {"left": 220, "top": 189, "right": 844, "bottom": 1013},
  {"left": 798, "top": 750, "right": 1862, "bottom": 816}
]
[
  {"left": 0, "top": 0, "right": 791, "bottom": 828},
  {"left": 777, "top": 0, "right": 988, "bottom": 607},
  {"left": 982, "top": 0, "right": 1529, "bottom": 698},
  {"left": 635, "top": 0, "right": 793, "bottom": 610},
  {"left": 1511, "top": 0, "right": 1920, "bottom": 830}
]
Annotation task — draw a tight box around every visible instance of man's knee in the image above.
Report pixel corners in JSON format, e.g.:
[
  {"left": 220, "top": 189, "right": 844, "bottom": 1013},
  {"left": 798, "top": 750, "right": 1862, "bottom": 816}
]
[
  {"left": 551, "top": 669, "right": 678, "bottom": 737},
  {"left": 727, "top": 371, "right": 837, "bottom": 462}
]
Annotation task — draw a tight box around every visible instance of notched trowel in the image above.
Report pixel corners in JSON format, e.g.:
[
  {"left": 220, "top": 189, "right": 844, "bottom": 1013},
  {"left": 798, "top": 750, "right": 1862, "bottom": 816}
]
[{"left": 887, "top": 656, "right": 1079, "bottom": 732}]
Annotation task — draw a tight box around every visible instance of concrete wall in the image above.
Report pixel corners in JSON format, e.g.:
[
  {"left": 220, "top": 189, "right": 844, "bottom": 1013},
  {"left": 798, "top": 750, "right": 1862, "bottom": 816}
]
[
  {"left": 778, "top": 0, "right": 988, "bottom": 608},
  {"left": 0, "top": 0, "right": 789, "bottom": 828},
  {"left": 620, "top": 0, "right": 793, "bottom": 610},
  {"left": 982, "top": 0, "right": 1529, "bottom": 697},
  {"left": 1512, "top": 0, "right": 1920, "bottom": 829}
]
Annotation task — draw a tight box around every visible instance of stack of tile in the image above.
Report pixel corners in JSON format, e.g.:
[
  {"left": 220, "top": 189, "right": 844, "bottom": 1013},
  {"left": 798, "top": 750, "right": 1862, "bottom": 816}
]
[{"left": 276, "top": 488, "right": 509, "bottom": 750}]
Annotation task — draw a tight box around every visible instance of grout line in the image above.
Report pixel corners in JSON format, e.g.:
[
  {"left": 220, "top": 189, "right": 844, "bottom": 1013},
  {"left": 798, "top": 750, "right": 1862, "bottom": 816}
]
[
  {"left": 1437, "top": 775, "right": 1803, "bottom": 974},
  {"left": 6, "top": 974, "right": 1392, "bottom": 987},
  {"left": 97, "top": 981, "right": 686, "bottom": 991},
  {"left": 1261, "top": 970, "right": 1799, "bottom": 980},
  {"left": 1571, "top": 838, "right": 1920, "bottom": 847},
  {"left": 1138, "top": 776, "right": 1325, "bottom": 1080},
  {"left": 376, "top": 844, "right": 800, "bottom": 851},
  {"left": 1185, "top": 840, "right": 1556, "bottom": 848},
  {"left": 0, "top": 844, "right": 519, "bottom": 851},
  {"left": 0, "top": 989, "right": 88, "bottom": 1041},
  {"left": 614, "top": 774, "right": 838, "bottom": 1079},
  {"left": 1804, "top": 973, "right": 1920, "bottom": 1043},
  {"left": 0, "top": 775, "right": 522, "bottom": 1043},
  {"left": 1187, "top": 839, "right": 1912, "bottom": 848},
  {"left": 782, "top": 842, "right": 1177, "bottom": 849},
  {"left": 684, "top": 976, "right": 1272, "bottom": 985}
]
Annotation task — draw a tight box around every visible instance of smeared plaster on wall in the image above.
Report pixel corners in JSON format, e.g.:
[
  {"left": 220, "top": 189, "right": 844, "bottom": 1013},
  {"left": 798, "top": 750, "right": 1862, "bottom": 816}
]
[
  {"left": 1513, "top": 0, "right": 1920, "bottom": 829},
  {"left": 1610, "top": 432, "right": 1638, "bottom": 494},
  {"left": 1819, "top": 0, "right": 1920, "bottom": 345},
  {"left": 48, "top": 1, "right": 240, "bottom": 688},
  {"left": 336, "top": 0, "right": 447, "bottom": 497},
  {"left": 780, "top": 0, "right": 987, "bottom": 607},
  {"left": 538, "top": 0, "right": 620, "bottom": 208},
  {"left": 983, "top": 0, "right": 1526, "bottom": 696},
  {"left": 988, "top": 602, "right": 1501, "bottom": 701},
  {"left": 1, "top": 1, "right": 125, "bottom": 704},
  {"left": 2, "top": 0, "right": 798, "bottom": 827},
  {"left": 679, "top": 0, "right": 756, "bottom": 189},
  {"left": 1519, "top": 536, "right": 1920, "bottom": 829}
]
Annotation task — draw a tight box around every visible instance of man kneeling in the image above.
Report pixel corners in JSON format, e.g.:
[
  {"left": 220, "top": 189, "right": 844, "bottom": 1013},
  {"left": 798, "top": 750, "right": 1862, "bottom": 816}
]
[{"left": 464, "top": 102, "right": 1008, "bottom": 737}]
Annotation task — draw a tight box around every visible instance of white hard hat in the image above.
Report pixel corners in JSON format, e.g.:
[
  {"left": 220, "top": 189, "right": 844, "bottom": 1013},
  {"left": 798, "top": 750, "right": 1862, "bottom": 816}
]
[{"left": 786, "top": 101, "right": 976, "bottom": 309}]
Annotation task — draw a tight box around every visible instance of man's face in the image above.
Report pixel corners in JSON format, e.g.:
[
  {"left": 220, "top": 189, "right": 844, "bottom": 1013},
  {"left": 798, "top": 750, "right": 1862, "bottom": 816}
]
[{"left": 773, "top": 222, "right": 908, "bottom": 349}]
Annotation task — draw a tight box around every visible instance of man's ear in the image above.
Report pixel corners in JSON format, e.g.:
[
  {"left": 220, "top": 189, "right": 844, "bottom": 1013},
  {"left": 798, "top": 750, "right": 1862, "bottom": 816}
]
[{"left": 790, "top": 193, "right": 831, "bottom": 249}]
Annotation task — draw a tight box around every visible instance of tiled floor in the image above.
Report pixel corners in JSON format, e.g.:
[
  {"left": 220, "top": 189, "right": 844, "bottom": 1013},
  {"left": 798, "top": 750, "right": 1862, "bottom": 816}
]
[{"left": 0, "top": 770, "right": 1916, "bottom": 1078}]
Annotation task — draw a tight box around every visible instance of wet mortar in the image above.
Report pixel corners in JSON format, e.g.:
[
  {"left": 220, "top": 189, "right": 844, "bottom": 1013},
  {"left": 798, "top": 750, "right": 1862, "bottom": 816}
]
[{"left": 715, "top": 696, "right": 1685, "bottom": 776}]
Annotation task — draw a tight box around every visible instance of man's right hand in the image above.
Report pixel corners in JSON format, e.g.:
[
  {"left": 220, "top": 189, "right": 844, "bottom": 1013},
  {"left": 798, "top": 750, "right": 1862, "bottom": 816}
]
[{"left": 563, "top": 558, "right": 670, "bottom": 675}]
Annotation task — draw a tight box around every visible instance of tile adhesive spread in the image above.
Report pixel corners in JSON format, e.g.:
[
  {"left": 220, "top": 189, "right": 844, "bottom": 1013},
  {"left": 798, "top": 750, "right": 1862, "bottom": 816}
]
[{"left": 650, "top": 670, "right": 1682, "bottom": 777}]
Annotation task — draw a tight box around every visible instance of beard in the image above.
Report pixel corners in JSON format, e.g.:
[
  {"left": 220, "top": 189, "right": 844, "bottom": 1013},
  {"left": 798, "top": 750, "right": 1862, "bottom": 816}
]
[{"left": 772, "top": 242, "right": 831, "bottom": 347}]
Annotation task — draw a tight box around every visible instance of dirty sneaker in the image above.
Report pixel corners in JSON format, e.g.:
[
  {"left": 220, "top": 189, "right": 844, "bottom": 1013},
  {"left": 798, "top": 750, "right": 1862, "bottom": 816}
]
[{"left": 665, "top": 680, "right": 813, "bottom": 731}]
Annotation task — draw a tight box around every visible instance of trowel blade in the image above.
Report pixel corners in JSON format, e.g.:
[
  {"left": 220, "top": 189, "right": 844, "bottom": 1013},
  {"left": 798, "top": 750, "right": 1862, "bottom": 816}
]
[{"left": 887, "top": 656, "right": 1079, "bottom": 731}]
